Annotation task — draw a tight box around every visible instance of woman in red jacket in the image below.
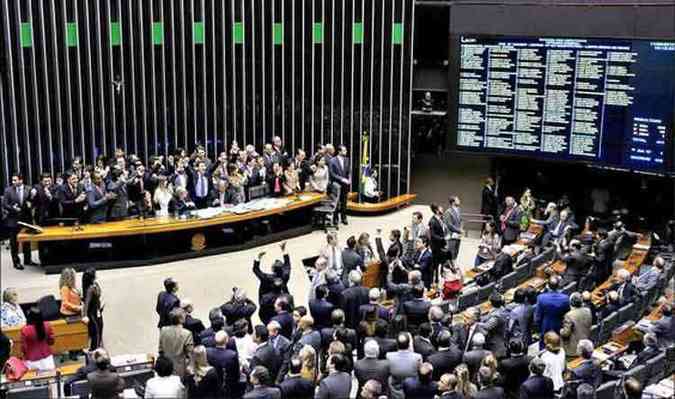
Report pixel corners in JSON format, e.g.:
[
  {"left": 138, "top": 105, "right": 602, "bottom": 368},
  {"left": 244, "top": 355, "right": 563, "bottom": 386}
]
[{"left": 20, "top": 307, "right": 55, "bottom": 371}]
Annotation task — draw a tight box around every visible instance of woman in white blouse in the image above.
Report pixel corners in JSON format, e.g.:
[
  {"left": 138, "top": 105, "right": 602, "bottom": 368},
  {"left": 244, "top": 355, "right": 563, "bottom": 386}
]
[
  {"left": 145, "top": 355, "right": 186, "bottom": 398},
  {"left": 309, "top": 156, "right": 329, "bottom": 193},
  {"left": 153, "top": 177, "right": 174, "bottom": 217},
  {"left": 540, "top": 331, "right": 566, "bottom": 393},
  {"left": 1, "top": 288, "right": 26, "bottom": 328},
  {"left": 475, "top": 221, "right": 502, "bottom": 266}
]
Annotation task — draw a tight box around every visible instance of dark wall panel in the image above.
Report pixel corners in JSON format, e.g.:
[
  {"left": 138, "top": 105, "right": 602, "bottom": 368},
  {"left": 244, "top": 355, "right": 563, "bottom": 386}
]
[{"left": 1, "top": 0, "right": 415, "bottom": 197}]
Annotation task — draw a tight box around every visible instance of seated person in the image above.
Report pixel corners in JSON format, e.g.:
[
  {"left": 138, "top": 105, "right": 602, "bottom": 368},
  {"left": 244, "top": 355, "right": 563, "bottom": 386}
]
[
  {"left": 489, "top": 244, "right": 515, "bottom": 282},
  {"left": 567, "top": 340, "right": 601, "bottom": 389},
  {"left": 609, "top": 268, "right": 637, "bottom": 306},
  {"left": 362, "top": 170, "right": 383, "bottom": 204},
  {"left": 599, "top": 291, "right": 621, "bottom": 319},
  {"left": 170, "top": 187, "right": 196, "bottom": 216},
  {"left": 87, "top": 348, "right": 125, "bottom": 399},
  {"left": 542, "top": 209, "right": 577, "bottom": 247},
  {"left": 208, "top": 179, "right": 241, "bottom": 208},
  {"left": 634, "top": 256, "right": 665, "bottom": 292},
  {"left": 650, "top": 303, "right": 674, "bottom": 348}
]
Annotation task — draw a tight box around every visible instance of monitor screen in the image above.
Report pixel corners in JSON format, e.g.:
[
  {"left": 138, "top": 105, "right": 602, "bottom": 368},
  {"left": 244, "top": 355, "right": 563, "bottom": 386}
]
[{"left": 455, "top": 35, "right": 675, "bottom": 173}]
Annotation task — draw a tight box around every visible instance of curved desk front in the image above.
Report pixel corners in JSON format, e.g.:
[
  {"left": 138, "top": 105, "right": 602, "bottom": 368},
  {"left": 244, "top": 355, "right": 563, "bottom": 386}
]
[{"left": 17, "top": 194, "right": 325, "bottom": 273}]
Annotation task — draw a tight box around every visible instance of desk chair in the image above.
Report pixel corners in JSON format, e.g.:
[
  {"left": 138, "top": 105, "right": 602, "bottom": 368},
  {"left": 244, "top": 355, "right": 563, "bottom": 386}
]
[
  {"left": 617, "top": 303, "right": 635, "bottom": 325},
  {"left": 589, "top": 324, "right": 599, "bottom": 345},
  {"left": 5, "top": 385, "right": 50, "bottom": 399},
  {"left": 562, "top": 281, "right": 577, "bottom": 295},
  {"left": 313, "top": 183, "right": 340, "bottom": 232},
  {"left": 595, "top": 381, "right": 618, "bottom": 399},
  {"left": 500, "top": 271, "right": 518, "bottom": 291},
  {"left": 457, "top": 287, "right": 479, "bottom": 311},
  {"left": 478, "top": 282, "right": 495, "bottom": 302},
  {"left": 624, "top": 364, "right": 648, "bottom": 386},
  {"left": 70, "top": 380, "right": 90, "bottom": 399},
  {"left": 645, "top": 352, "right": 666, "bottom": 385},
  {"left": 599, "top": 312, "right": 618, "bottom": 344},
  {"left": 513, "top": 264, "right": 529, "bottom": 285}
]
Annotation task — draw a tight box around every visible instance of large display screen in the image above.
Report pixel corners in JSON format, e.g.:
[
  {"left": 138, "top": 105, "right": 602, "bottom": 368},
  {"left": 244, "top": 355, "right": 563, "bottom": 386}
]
[{"left": 455, "top": 35, "right": 675, "bottom": 173}]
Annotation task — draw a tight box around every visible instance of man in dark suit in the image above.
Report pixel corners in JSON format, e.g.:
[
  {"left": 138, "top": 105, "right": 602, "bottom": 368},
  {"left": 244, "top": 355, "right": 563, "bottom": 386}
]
[
  {"left": 413, "top": 323, "right": 436, "bottom": 361},
  {"left": 106, "top": 168, "right": 130, "bottom": 220},
  {"left": 279, "top": 357, "right": 314, "bottom": 399},
  {"left": 481, "top": 293, "right": 509, "bottom": 359},
  {"left": 451, "top": 307, "right": 485, "bottom": 353},
  {"left": 244, "top": 366, "right": 282, "bottom": 399},
  {"left": 342, "top": 236, "right": 365, "bottom": 287},
  {"left": 534, "top": 276, "right": 570, "bottom": 348},
  {"left": 2, "top": 173, "right": 35, "bottom": 269},
  {"left": 569, "top": 340, "right": 602, "bottom": 389},
  {"left": 508, "top": 288, "right": 533, "bottom": 346},
  {"left": 473, "top": 366, "right": 504, "bottom": 399},
  {"left": 462, "top": 332, "right": 490, "bottom": 377},
  {"left": 481, "top": 177, "right": 498, "bottom": 220},
  {"left": 409, "top": 236, "right": 434, "bottom": 288},
  {"left": 292, "top": 149, "right": 313, "bottom": 190},
  {"left": 206, "top": 331, "right": 244, "bottom": 398},
  {"left": 221, "top": 288, "right": 257, "bottom": 330},
  {"left": 208, "top": 178, "right": 241, "bottom": 207},
  {"left": 320, "top": 309, "right": 358, "bottom": 354},
  {"left": 650, "top": 304, "right": 674, "bottom": 348},
  {"left": 87, "top": 174, "right": 116, "bottom": 224},
  {"left": 249, "top": 325, "right": 282, "bottom": 383},
  {"left": 127, "top": 163, "right": 154, "bottom": 209},
  {"left": 328, "top": 144, "right": 351, "bottom": 225},
  {"left": 498, "top": 340, "right": 530, "bottom": 397},
  {"left": 500, "top": 196, "right": 523, "bottom": 246},
  {"left": 402, "top": 362, "right": 438, "bottom": 399},
  {"left": 271, "top": 297, "right": 295, "bottom": 340},
  {"left": 181, "top": 299, "right": 205, "bottom": 345},
  {"left": 188, "top": 160, "right": 211, "bottom": 209},
  {"left": 253, "top": 242, "right": 291, "bottom": 302},
  {"left": 199, "top": 308, "right": 226, "bottom": 348},
  {"left": 401, "top": 287, "right": 432, "bottom": 334},
  {"left": 359, "top": 288, "right": 391, "bottom": 322},
  {"left": 611, "top": 268, "right": 637, "bottom": 306},
  {"left": 30, "top": 173, "right": 58, "bottom": 226},
  {"left": 309, "top": 285, "right": 335, "bottom": 330},
  {"left": 316, "top": 354, "right": 352, "bottom": 399},
  {"left": 355, "top": 340, "right": 390, "bottom": 397},
  {"left": 427, "top": 330, "right": 462, "bottom": 381},
  {"left": 340, "top": 270, "right": 370, "bottom": 330},
  {"left": 371, "top": 320, "right": 397, "bottom": 360},
  {"left": 56, "top": 171, "right": 87, "bottom": 220},
  {"left": 561, "top": 240, "right": 591, "bottom": 285},
  {"left": 520, "top": 358, "right": 554, "bottom": 399},
  {"left": 86, "top": 349, "right": 125, "bottom": 399},
  {"left": 490, "top": 246, "right": 515, "bottom": 282},
  {"left": 428, "top": 203, "right": 447, "bottom": 284},
  {"left": 442, "top": 196, "right": 463, "bottom": 263},
  {"left": 156, "top": 278, "right": 180, "bottom": 329}
]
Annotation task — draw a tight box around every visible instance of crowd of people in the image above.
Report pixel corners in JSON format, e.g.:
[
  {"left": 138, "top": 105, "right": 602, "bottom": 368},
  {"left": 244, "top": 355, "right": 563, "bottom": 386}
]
[
  {"left": 0, "top": 137, "right": 376, "bottom": 270},
  {"left": 1, "top": 151, "right": 674, "bottom": 398}
]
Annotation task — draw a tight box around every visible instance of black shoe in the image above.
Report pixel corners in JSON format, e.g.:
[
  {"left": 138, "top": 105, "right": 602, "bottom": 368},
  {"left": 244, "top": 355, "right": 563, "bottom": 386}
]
[
  {"left": 342, "top": 219, "right": 348, "bottom": 225},
  {"left": 13, "top": 263, "right": 24, "bottom": 270}
]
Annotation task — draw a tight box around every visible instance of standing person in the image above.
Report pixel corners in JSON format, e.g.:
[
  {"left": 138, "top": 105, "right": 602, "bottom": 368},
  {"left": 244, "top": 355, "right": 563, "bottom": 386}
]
[
  {"left": 519, "top": 358, "right": 554, "bottom": 399},
  {"left": 59, "top": 268, "right": 83, "bottom": 317},
  {"left": 309, "top": 155, "right": 330, "bottom": 193},
  {"left": 428, "top": 203, "right": 447, "bottom": 286},
  {"left": 159, "top": 308, "right": 194, "bottom": 378},
  {"left": 106, "top": 168, "right": 130, "bottom": 221},
  {"left": 328, "top": 145, "right": 351, "bottom": 225},
  {"left": 443, "top": 196, "right": 464, "bottom": 264},
  {"left": 499, "top": 196, "right": 522, "bottom": 246},
  {"left": 156, "top": 278, "right": 181, "bottom": 329},
  {"left": 82, "top": 267, "right": 104, "bottom": 350},
  {"left": 30, "top": 172, "right": 57, "bottom": 226},
  {"left": 481, "top": 177, "right": 498, "bottom": 222},
  {"left": 87, "top": 173, "right": 116, "bottom": 224},
  {"left": 183, "top": 346, "right": 220, "bottom": 398},
  {"left": 560, "top": 293, "right": 592, "bottom": 361},
  {"left": 539, "top": 332, "right": 566, "bottom": 394},
  {"left": 21, "top": 307, "right": 55, "bottom": 370},
  {"left": 403, "top": 212, "right": 428, "bottom": 258},
  {"left": 534, "top": 276, "right": 570, "bottom": 349},
  {"left": 2, "top": 173, "right": 35, "bottom": 269},
  {"left": 56, "top": 171, "right": 88, "bottom": 220},
  {"left": 315, "top": 354, "right": 353, "bottom": 399},
  {"left": 189, "top": 160, "right": 211, "bottom": 209},
  {"left": 86, "top": 348, "right": 125, "bottom": 399},
  {"left": 153, "top": 177, "right": 174, "bottom": 217},
  {"left": 144, "top": 355, "right": 186, "bottom": 398},
  {"left": 321, "top": 232, "right": 344, "bottom": 280},
  {"left": 475, "top": 221, "right": 501, "bottom": 266},
  {"left": 341, "top": 236, "right": 364, "bottom": 287}
]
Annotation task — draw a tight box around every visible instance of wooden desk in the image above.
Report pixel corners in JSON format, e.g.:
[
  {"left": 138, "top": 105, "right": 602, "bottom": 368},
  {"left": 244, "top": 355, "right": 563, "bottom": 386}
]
[
  {"left": 346, "top": 193, "right": 417, "bottom": 213},
  {"left": 591, "top": 235, "right": 651, "bottom": 306},
  {"left": 363, "top": 261, "right": 384, "bottom": 289},
  {"left": 2, "top": 319, "right": 89, "bottom": 358},
  {"left": 18, "top": 193, "right": 325, "bottom": 242}
]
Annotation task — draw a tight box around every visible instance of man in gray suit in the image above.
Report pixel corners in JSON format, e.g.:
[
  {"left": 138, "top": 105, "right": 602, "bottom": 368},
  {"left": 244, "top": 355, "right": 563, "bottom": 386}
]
[
  {"left": 355, "top": 340, "right": 390, "bottom": 397},
  {"left": 442, "top": 196, "right": 463, "bottom": 262},
  {"left": 386, "top": 333, "right": 422, "bottom": 399},
  {"left": 87, "top": 174, "right": 116, "bottom": 224},
  {"left": 403, "top": 212, "right": 428, "bottom": 258},
  {"left": 635, "top": 256, "right": 665, "bottom": 292},
  {"left": 560, "top": 293, "right": 592, "bottom": 361},
  {"left": 86, "top": 348, "right": 125, "bottom": 399},
  {"left": 508, "top": 288, "right": 533, "bottom": 346},
  {"left": 243, "top": 366, "right": 282, "bottom": 399},
  {"left": 480, "top": 293, "right": 509, "bottom": 359},
  {"left": 158, "top": 308, "right": 194, "bottom": 377},
  {"left": 650, "top": 304, "right": 674, "bottom": 348},
  {"left": 316, "top": 354, "right": 352, "bottom": 399}
]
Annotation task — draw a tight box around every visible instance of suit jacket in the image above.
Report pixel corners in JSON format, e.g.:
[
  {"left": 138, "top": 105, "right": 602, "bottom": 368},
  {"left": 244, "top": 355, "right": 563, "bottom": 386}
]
[
  {"left": 159, "top": 325, "right": 194, "bottom": 377},
  {"left": 315, "top": 371, "right": 352, "bottom": 399},
  {"left": 106, "top": 179, "right": 129, "bottom": 219},
  {"left": 413, "top": 336, "right": 436, "bottom": 361},
  {"left": 87, "top": 185, "right": 110, "bottom": 223},
  {"left": 508, "top": 303, "right": 533, "bottom": 344},
  {"left": 328, "top": 155, "right": 351, "bottom": 186},
  {"left": 570, "top": 359, "right": 602, "bottom": 388},
  {"left": 249, "top": 342, "right": 282, "bottom": 382},
  {"left": 341, "top": 285, "right": 370, "bottom": 330},
  {"left": 386, "top": 350, "right": 422, "bottom": 386},
  {"left": 341, "top": 248, "right": 364, "bottom": 286},
  {"left": 635, "top": 345, "right": 662, "bottom": 366},
  {"left": 481, "top": 185, "right": 498, "bottom": 216},
  {"left": 498, "top": 354, "right": 530, "bottom": 396},
  {"left": 427, "top": 347, "right": 462, "bottom": 380},
  {"left": 221, "top": 299, "right": 257, "bottom": 328},
  {"left": 86, "top": 369, "right": 125, "bottom": 399},
  {"left": 501, "top": 205, "right": 522, "bottom": 243},
  {"left": 442, "top": 206, "right": 462, "bottom": 235},
  {"left": 56, "top": 183, "right": 86, "bottom": 219},
  {"left": 354, "top": 357, "right": 390, "bottom": 396},
  {"left": 206, "top": 346, "right": 242, "bottom": 397},
  {"left": 243, "top": 386, "right": 282, "bottom": 399},
  {"left": 188, "top": 169, "right": 212, "bottom": 200},
  {"left": 491, "top": 252, "right": 514, "bottom": 281},
  {"left": 481, "top": 306, "right": 509, "bottom": 358},
  {"left": 371, "top": 337, "right": 398, "bottom": 360},
  {"left": 401, "top": 298, "right": 432, "bottom": 332},
  {"left": 207, "top": 186, "right": 241, "bottom": 207},
  {"left": 560, "top": 307, "right": 592, "bottom": 358},
  {"left": 612, "top": 281, "right": 637, "bottom": 306},
  {"left": 279, "top": 375, "right": 314, "bottom": 399},
  {"left": 562, "top": 250, "right": 591, "bottom": 283},
  {"left": 412, "top": 248, "right": 433, "bottom": 277},
  {"left": 402, "top": 377, "right": 438, "bottom": 399},
  {"left": 534, "top": 291, "right": 570, "bottom": 336},
  {"left": 271, "top": 311, "right": 295, "bottom": 340},
  {"left": 428, "top": 215, "right": 446, "bottom": 252},
  {"left": 321, "top": 326, "right": 358, "bottom": 353},
  {"left": 253, "top": 254, "right": 291, "bottom": 300},
  {"left": 472, "top": 386, "right": 504, "bottom": 399},
  {"left": 184, "top": 315, "right": 206, "bottom": 346},
  {"left": 359, "top": 303, "right": 391, "bottom": 322},
  {"left": 30, "top": 184, "right": 57, "bottom": 225},
  {"left": 2, "top": 185, "right": 33, "bottom": 228},
  {"left": 635, "top": 267, "right": 662, "bottom": 292},
  {"left": 462, "top": 349, "right": 490, "bottom": 376},
  {"left": 520, "top": 375, "right": 554, "bottom": 399},
  {"left": 310, "top": 299, "right": 336, "bottom": 330},
  {"left": 156, "top": 291, "right": 180, "bottom": 328}
]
